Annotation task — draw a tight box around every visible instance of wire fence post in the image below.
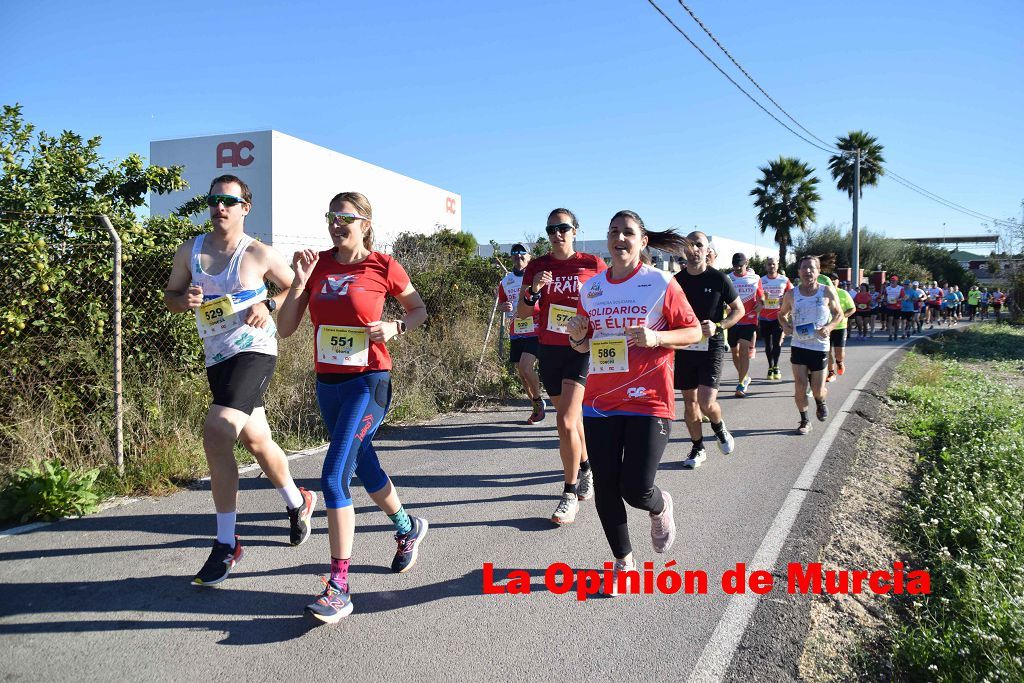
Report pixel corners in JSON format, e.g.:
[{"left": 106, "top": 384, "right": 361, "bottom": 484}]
[{"left": 98, "top": 215, "right": 124, "bottom": 475}]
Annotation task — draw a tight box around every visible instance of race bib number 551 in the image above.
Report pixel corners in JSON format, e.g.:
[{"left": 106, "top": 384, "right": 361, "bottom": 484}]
[{"left": 317, "top": 325, "right": 369, "bottom": 366}]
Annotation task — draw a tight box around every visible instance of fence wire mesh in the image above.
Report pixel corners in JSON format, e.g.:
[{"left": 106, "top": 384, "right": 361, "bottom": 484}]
[{"left": 0, "top": 220, "right": 517, "bottom": 483}]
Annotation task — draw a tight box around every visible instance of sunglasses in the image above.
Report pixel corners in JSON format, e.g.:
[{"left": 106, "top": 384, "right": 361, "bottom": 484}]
[
  {"left": 207, "top": 194, "right": 247, "bottom": 208},
  {"left": 325, "top": 211, "right": 369, "bottom": 225},
  {"left": 545, "top": 223, "right": 574, "bottom": 236},
  {"left": 510, "top": 250, "right": 528, "bottom": 256}
]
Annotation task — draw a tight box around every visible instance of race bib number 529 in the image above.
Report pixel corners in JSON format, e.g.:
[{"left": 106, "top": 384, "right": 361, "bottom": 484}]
[{"left": 196, "top": 295, "right": 237, "bottom": 338}]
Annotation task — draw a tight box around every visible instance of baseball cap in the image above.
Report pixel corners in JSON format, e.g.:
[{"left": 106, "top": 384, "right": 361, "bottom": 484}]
[
  {"left": 732, "top": 252, "right": 747, "bottom": 266},
  {"left": 890, "top": 275, "right": 899, "bottom": 281}
]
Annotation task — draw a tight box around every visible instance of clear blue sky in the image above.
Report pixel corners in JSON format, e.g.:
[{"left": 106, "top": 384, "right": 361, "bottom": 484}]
[{"left": 2, "top": 0, "right": 1021, "bottom": 249}]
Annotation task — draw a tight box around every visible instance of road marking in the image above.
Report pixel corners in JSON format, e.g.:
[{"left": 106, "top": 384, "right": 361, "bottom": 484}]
[{"left": 687, "top": 336, "right": 921, "bottom": 683}]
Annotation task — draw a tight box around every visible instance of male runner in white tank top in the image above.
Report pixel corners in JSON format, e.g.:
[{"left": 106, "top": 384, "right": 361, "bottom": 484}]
[{"left": 165, "top": 175, "right": 316, "bottom": 586}]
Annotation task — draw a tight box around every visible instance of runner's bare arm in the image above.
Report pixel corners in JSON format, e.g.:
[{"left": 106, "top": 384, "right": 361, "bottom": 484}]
[
  {"left": 778, "top": 290, "right": 794, "bottom": 334},
  {"left": 824, "top": 288, "right": 843, "bottom": 330},
  {"left": 635, "top": 319, "right": 702, "bottom": 349},
  {"left": 277, "top": 249, "right": 316, "bottom": 338},
  {"left": 368, "top": 284, "right": 427, "bottom": 343},
  {"left": 245, "top": 244, "right": 295, "bottom": 328},
  {"left": 722, "top": 296, "right": 745, "bottom": 329},
  {"left": 164, "top": 240, "right": 202, "bottom": 313}
]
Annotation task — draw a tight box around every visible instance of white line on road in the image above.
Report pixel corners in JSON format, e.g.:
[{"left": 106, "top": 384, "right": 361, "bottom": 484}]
[{"left": 687, "top": 337, "right": 918, "bottom": 683}]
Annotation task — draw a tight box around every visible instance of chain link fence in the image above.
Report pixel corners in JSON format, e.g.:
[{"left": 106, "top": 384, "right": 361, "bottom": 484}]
[{"left": 0, "top": 218, "right": 516, "bottom": 490}]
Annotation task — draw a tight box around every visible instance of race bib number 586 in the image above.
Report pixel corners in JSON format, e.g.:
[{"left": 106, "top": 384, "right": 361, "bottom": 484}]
[{"left": 589, "top": 337, "right": 628, "bottom": 374}]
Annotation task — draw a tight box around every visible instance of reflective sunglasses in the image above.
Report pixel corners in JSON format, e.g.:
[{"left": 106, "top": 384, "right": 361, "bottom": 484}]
[
  {"left": 325, "top": 211, "right": 369, "bottom": 225},
  {"left": 207, "top": 194, "right": 247, "bottom": 208},
  {"left": 545, "top": 222, "right": 574, "bottom": 236},
  {"left": 510, "top": 250, "right": 528, "bottom": 256}
]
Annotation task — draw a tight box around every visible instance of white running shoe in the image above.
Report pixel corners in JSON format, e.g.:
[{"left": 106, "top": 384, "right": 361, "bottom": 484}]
[
  {"left": 551, "top": 492, "right": 579, "bottom": 525},
  {"left": 576, "top": 467, "right": 594, "bottom": 501},
  {"left": 683, "top": 444, "right": 707, "bottom": 469},
  {"left": 650, "top": 491, "right": 676, "bottom": 554},
  {"left": 714, "top": 427, "right": 735, "bottom": 455},
  {"left": 605, "top": 556, "right": 638, "bottom": 597}
]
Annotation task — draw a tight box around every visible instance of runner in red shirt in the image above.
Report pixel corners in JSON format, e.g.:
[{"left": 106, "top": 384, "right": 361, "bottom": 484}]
[
  {"left": 278, "top": 191, "right": 429, "bottom": 623},
  {"left": 728, "top": 253, "right": 764, "bottom": 396},
  {"left": 518, "top": 208, "right": 607, "bottom": 525},
  {"left": 567, "top": 209, "right": 700, "bottom": 594}
]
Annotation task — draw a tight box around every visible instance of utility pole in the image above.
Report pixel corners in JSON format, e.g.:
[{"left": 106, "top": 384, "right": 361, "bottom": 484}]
[{"left": 851, "top": 148, "right": 861, "bottom": 284}]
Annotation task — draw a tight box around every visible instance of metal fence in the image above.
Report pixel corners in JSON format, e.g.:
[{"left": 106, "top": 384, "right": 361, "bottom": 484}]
[{"left": 0, "top": 216, "right": 512, "bottom": 479}]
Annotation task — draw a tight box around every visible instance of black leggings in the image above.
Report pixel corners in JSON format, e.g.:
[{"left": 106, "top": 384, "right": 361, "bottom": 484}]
[
  {"left": 583, "top": 415, "right": 671, "bottom": 559},
  {"left": 759, "top": 319, "right": 784, "bottom": 368}
]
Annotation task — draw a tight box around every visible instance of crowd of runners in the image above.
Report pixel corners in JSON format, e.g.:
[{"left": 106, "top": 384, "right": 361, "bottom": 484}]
[{"left": 164, "top": 174, "right": 1007, "bottom": 621}]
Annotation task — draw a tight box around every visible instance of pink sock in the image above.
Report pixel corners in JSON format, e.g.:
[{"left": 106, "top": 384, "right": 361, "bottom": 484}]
[{"left": 330, "top": 557, "right": 350, "bottom": 592}]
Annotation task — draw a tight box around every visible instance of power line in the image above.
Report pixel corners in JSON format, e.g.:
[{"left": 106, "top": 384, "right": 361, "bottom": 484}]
[
  {"left": 647, "top": 0, "right": 1021, "bottom": 229},
  {"left": 674, "top": 0, "right": 840, "bottom": 152},
  {"left": 645, "top": 0, "right": 838, "bottom": 155}
]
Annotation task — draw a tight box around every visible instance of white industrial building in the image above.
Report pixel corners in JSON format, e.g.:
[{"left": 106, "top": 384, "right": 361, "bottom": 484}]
[{"left": 149, "top": 130, "right": 461, "bottom": 256}]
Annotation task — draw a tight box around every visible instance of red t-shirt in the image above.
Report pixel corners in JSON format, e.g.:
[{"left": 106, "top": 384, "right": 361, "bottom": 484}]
[
  {"left": 758, "top": 274, "right": 792, "bottom": 321},
  {"left": 521, "top": 252, "right": 607, "bottom": 346},
  {"left": 307, "top": 250, "right": 411, "bottom": 374},
  {"left": 853, "top": 291, "right": 873, "bottom": 311},
  {"left": 730, "top": 270, "right": 763, "bottom": 325},
  {"left": 577, "top": 263, "right": 699, "bottom": 420}
]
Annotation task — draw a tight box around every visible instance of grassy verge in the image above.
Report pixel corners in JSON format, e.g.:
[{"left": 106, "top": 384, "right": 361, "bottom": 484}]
[{"left": 881, "top": 324, "right": 1024, "bottom": 680}]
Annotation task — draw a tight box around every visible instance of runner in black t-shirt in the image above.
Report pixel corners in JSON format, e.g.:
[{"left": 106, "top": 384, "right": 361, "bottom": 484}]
[{"left": 673, "top": 231, "right": 744, "bottom": 468}]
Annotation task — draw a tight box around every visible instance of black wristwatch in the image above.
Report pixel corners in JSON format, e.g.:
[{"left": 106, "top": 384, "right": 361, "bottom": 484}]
[
  {"left": 263, "top": 298, "right": 277, "bottom": 313},
  {"left": 397, "top": 320, "right": 407, "bottom": 335}
]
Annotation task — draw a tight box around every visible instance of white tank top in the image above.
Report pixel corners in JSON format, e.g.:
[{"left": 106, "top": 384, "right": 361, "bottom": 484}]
[
  {"left": 191, "top": 234, "right": 277, "bottom": 367},
  {"left": 791, "top": 284, "right": 830, "bottom": 352}
]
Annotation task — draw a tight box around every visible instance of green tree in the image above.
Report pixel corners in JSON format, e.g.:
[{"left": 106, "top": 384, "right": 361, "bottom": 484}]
[
  {"left": 750, "top": 156, "right": 821, "bottom": 267},
  {"left": 828, "top": 130, "right": 885, "bottom": 199}
]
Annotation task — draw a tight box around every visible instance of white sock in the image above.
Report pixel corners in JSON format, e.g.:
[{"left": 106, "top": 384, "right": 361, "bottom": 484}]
[
  {"left": 278, "top": 484, "right": 303, "bottom": 509},
  {"left": 216, "top": 511, "right": 237, "bottom": 546}
]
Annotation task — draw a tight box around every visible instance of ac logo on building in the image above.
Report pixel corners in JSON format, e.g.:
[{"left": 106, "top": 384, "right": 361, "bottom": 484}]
[
  {"left": 216, "top": 140, "right": 255, "bottom": 168},
  {"left": 445, "top": 197, "right": 457, "bottom": 215}
]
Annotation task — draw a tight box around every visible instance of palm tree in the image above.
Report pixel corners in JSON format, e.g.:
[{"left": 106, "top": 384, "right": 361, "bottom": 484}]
[
  {"left": 828, "top": 130, "right": 885, "bottom": 198},
  {"left": 750, "top": 156, "right": 821, "bottom": 266}
]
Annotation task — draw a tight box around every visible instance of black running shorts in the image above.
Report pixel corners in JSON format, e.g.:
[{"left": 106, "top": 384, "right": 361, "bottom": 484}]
[
  {"left": 674, "top": 348, "right": 724, "bottom": 391},
  {"left": 727, "top": 324, "right": 757, "bottom": 347},
  {"left": 508, "top": 337, "right": 539, "bottom": 365},
  {"left": 537, "top": 343, "right": 589, "bottom": 397},
  {"left": 829, "top": 329, "right": 847, "bottom": 348},
  {"left": 206, "top": 352, "right": 276, "bottom": 415},
  {"left": 758, "top": 319, "right": 782, "bottom": 337},
  {"left": 790, "top": 346, "right": 827, "bottom": 372}
]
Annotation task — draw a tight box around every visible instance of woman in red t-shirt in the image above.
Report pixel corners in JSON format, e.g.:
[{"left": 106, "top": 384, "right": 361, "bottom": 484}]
[
  {"left": 567, "top": 210, "right": 701, "bottom": 592},
  {"left": 518, "top": 208, "right": 607, "bottom": 526},
  {"left": 853, "top": 284, "right": 873, "bottom": 338},
  {"left": 278, "top": 191, "right": 428, "bottom": 623}
]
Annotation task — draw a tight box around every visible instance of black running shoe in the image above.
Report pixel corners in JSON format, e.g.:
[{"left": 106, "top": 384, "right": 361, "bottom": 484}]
[
  {"left": 192, "top": 536, "right": 243, "bottom": 586},
  {"left": 288, "top": 488, "right": 317, "bottom": 546},
  {"left": 391, "top": 516, "right": 428, "bottom": 573},
  {"left": 816, "top": 400, "right": 829, "bottom": 421}
]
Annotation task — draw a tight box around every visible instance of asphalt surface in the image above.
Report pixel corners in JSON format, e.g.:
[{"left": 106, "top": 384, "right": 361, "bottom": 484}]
[{"left": 0, "top": 330, "right": 938, "bottom": 681}]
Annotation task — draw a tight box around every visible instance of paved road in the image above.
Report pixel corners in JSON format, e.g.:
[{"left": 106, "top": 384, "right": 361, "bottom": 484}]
[{"left": 0, "top": 332, "right": 933, "bottom": 681}]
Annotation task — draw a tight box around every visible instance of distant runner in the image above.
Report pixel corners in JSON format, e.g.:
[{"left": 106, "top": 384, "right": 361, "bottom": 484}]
[
  {"left": 498, "top": 243, "right": 544, "bottom": 424},
  {"left": 758, "top": 256, "right": 792, "bottom": 380}
]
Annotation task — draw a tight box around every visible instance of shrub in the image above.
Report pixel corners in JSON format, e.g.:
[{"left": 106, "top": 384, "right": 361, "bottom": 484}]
[{"left": 0, "top": 460, "right": 100, "bottom": 523}]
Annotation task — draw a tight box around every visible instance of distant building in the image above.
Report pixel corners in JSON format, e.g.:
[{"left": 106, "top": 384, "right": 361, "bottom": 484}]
[{"left": 149, "top": 130, "right": 461, "bottom": 256}]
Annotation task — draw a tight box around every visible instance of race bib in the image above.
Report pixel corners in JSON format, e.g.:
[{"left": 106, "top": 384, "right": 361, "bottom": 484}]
[
  {"left": 887, "top": 294, "right": 898, "bottom": 304},
  {"left": 547, "top": 304, "right": 577, "bottom": 334},
  {"left": 682, "top": 335, "right": 709, "bottom": 352},
  {"left": 196, "top": 295, "right": 238, "bottom": 339},
  {"left": 795, "top": 322, "right": 817, "bottom": 340},
  {"left": 764, "top": 296, "right": 780, "bottom": 310},
  {"left": 317, "top": 325, "right": 369, "bottom": 366},
  {"left": 857, "top": 303, "right": 868, "bottom": 310},
  {"left": 513, "top": 317, "right": 536, "bottom": 335},
  {"left": 589, "top": 336, "right": 628, "bottom": 374}
]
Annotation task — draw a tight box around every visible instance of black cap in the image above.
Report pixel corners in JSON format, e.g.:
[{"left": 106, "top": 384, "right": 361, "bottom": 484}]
[{"left": 732, "top": 253, "right": 747, "bottom": 266}]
